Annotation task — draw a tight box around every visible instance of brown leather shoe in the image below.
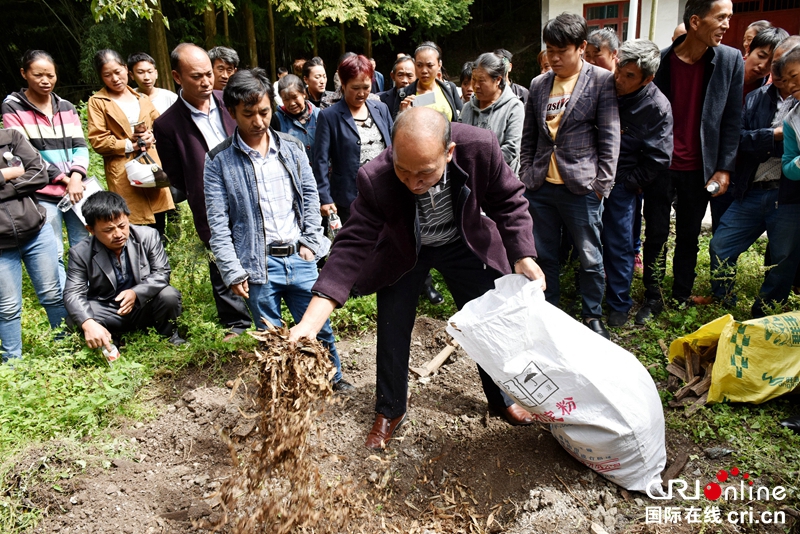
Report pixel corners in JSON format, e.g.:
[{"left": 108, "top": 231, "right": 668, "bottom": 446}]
[
  {"left": 364, "top": 413, "right": 406, "bottom": 449},
  {"left": 494, "top": 403, "right": 535, "bottom": 426}
]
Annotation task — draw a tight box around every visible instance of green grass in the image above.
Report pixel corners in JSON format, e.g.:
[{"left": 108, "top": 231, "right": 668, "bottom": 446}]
[{"left": 609, "top": 229, "right": 800, "bottom": 511}]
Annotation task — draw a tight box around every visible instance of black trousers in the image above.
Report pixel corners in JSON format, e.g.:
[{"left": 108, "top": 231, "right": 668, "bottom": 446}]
[
  {"left": 375, "top": 240, "right": 513, "bottom": 419},
  {"left": 69, "top": 286, "right": 182, "bottom": 337},
  {"left": 642, "top": 169, "right": 710, "bottom": 302},
  {"left": 208, "top": 257, "right": 252, "bottom": 333}
]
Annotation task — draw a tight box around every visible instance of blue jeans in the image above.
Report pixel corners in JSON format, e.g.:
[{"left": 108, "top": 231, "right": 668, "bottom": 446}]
[
  {"left": 709, "top": 189, "right": 800, "bottom": 317},
  {"left": 42, "top": 199, "right": 89, "bottom": 288},
  {"left": 525, "top": 182, "right": 605, "bottom": 318},
  {"left": 246, "top": 254, "right": 342, "bottom": 382},
  {"left": 601, "top": 181, "right": 637, "bottom": 313},
  {"left": 0, "top": 224, "right": 68, "bottom": 361}
]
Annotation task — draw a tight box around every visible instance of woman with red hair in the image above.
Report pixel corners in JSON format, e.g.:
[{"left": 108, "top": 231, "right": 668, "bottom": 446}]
[{"left": 313, "top": 54, "right": 392, "bottom": 224}]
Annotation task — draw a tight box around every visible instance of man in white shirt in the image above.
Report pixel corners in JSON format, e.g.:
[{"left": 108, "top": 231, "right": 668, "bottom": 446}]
[{"left": 127, "top": 52, "right": 178, "bottom": 114}]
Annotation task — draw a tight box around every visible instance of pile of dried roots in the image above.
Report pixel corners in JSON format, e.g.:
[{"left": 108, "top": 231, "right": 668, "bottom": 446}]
[{"left": 200, "top": 326, "right": 360, "bottom": 533}]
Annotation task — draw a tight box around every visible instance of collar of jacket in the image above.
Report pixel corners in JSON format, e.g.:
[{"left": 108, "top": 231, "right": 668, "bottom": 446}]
[
  {"left": 617, "top": 81, "right": 653, "bottom": 106},
  {"left": 5, "top": 90, "right": 66, "bottom": 115},
  {"left": 91, "top": 227, "right": 143, "bottom": 290},
  {"left": 331, "top": 97, "right": 379, "bottom": 137},
  {"left": 656, "top": 33, "right": 717, "bottom": 100},
  {"left": 230, "top": 126, "right": 285, "bottom": 156}
]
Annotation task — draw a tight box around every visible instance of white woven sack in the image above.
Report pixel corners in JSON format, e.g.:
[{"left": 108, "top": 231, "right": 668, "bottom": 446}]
[{"left": 446, "top": 275, "right": 666, "bottom": 492}]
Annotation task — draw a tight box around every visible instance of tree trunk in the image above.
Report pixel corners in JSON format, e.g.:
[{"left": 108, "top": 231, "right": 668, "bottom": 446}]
[
  {"left": 148, "top": 0, "right": 174, "bottom": 91},
  {"left": 222, "top": 9, "right": 230, "bottom": 46},
  {"left": 364, "top": 27, "right": 372, "bottom": 58},
  {"left": 267, "top": 0, "right": 277, "bottom": 81},
  {"left": 243, "top": 2, "right": 258, "bottom": 67},
  {"left": 340, "top": 22, "right": 346, "bottom": 56},
  {"left": 203, "top": 2, "right": 217, "bottom": 50},
  {"left": 312, "top": 25, "right": 318, "bottom": 56}
]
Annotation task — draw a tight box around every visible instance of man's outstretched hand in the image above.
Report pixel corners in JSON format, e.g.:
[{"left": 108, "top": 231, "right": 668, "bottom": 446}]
[{"left": 288, "top": 296, "right": 338, "bottom": 343}]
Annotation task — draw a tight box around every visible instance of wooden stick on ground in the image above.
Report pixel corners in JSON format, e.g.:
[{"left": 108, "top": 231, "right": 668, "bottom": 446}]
[{"left": 410, "top": 340, "right": 460, "bottom": 377}]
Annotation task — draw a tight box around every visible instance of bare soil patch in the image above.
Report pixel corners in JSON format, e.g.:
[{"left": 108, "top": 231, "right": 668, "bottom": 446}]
[{"left": 18, "top": 318, "right": 794, "bottom": 533}]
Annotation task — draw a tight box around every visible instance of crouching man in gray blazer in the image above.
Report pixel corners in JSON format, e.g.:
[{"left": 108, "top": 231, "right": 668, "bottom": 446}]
[{"left": 64, "top": 192, "right": 185, "bottom": 352}]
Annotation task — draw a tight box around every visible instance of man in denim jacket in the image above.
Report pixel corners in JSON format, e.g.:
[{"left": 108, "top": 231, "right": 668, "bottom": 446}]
[{"left": 204, "top": 68, "right": 352, "bottom": 391}]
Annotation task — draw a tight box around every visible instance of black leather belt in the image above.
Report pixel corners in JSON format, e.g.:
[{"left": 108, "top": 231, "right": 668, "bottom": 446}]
[
  {"left": 751, "top": 181, "right": 780, "bottom": 191},
  {"left": 267, "top": 242, "right": 298, "bottom": 257}
]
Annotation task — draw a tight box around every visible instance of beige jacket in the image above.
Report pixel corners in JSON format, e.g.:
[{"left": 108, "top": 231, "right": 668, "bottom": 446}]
[{"left": 87, "top": 86, "right": 173, "bottom": 224}]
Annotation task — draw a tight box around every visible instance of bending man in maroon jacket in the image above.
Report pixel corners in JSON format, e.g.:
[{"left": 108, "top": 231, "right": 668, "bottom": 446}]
[{"left": 289, "top": 107, "right": 545, "bottom": 449}]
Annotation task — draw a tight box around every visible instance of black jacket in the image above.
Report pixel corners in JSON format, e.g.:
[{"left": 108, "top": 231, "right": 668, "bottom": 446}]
[
  {"left": 653, "top": 35, "right": 744, "bottom": 183},
  {"left": 391, "top": 79, "right": 463, "bottom": 121},
  {"left": 0, "top": 129, "right": 48, "bottom": 249},
  {"left": 733, "top": 84, "right": 800, "bottom": 205},
  {"left": 617, "top": 83, "right": 674, "bottom": 193},
  {"left": 378, "top": 87, "right": 403, "bottom": 120},
  {"left": 64, "top": 225, "right": 173, "bottom": 326}
]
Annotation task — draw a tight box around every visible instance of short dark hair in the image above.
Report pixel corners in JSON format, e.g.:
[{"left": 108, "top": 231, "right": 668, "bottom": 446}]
[
  {"left": 277, "top": 67, "right": 288, "bottom": 75},
  {"left": 392, "top": 55, "right": 414, "bottom": 74},
  {"left": 302, "top": 57, "right": 325, "bottom": 80},
  {"left": 83, "top": 192, "right": 130, "bottom": 228},
  {"left": 223, "top": 68, "right": 273, "bottom": 109},
  {"left": 459, "top": 61, "right": 473, "bottom": 84},
  {"left": 683, "top": 0, "right": 725, "bottom": 28},
  {"left": 93, "top": 49, "right": 125, "bottom": 76},
  {"left": 208, "top": 46, "right": 240, "bottom": 68},
  {"left": 127, "top": 52, "right": 155, "bottom": 71},
  {"left": 749, "top": 26, "right": 789, "bottom": 55},
  {"left": 21, "top": 49, "right": 55, "bottom": 72},
  {"left": 543, "top": 13, "right": 588, "bottom": 48}
]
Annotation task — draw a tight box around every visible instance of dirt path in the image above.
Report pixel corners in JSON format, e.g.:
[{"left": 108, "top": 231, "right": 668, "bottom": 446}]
[{"left": 20, "top": 318, "right": 790, "bottom": 533}]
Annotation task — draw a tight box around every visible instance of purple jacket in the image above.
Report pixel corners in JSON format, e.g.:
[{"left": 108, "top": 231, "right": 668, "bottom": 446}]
[
  {"left": 313, "top": 122, "right": 538, "bottom": 306},
  {"left": 153, "top": 91, "right": 236, "bottom": 244}
]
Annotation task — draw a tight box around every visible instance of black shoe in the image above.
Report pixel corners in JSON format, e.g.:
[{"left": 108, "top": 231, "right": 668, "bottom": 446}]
[
  {"left": 607, "top": 311, "right": 629, "bottom": 328},
  {"left": 780, "top": 415, "right": 800, "bottom": 433},
  {"left": 168, "top": 332, "right": 187, "bottom": 346},
  {"left": 423, "top": 283, "right": 444, "bottom": 305},
  {"left": 332, "top": 379, "right": 355, "bottom": 393},
  {"left": 584, "top": 318, "right": 610, "bottom": 339},
  {"left": 635, "top": 299, "right": 663, "bottom": 325}
]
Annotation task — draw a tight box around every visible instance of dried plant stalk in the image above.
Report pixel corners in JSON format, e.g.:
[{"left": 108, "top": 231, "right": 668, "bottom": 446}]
[{"left": 199, "top": 326, "right": 360, "bottom": 533}]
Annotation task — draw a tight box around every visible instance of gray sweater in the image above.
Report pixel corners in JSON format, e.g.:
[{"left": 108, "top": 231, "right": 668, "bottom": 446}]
[{"left": 459, "top": 86, "right": 525, "bottom": 174}]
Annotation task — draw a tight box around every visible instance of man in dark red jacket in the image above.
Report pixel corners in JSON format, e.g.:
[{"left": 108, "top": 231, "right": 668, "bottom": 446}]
[
  {"left": 153, "top": 43, "right": 251, "bottom": 338},
  {"left": 290, "top": 107, "right": 545, "bottom": 449}
]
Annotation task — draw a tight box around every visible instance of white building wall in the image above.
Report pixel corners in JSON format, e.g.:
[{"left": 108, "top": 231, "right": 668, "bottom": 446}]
[{"left": 541, "top": 0, "right": 684, "bottom": 50}]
